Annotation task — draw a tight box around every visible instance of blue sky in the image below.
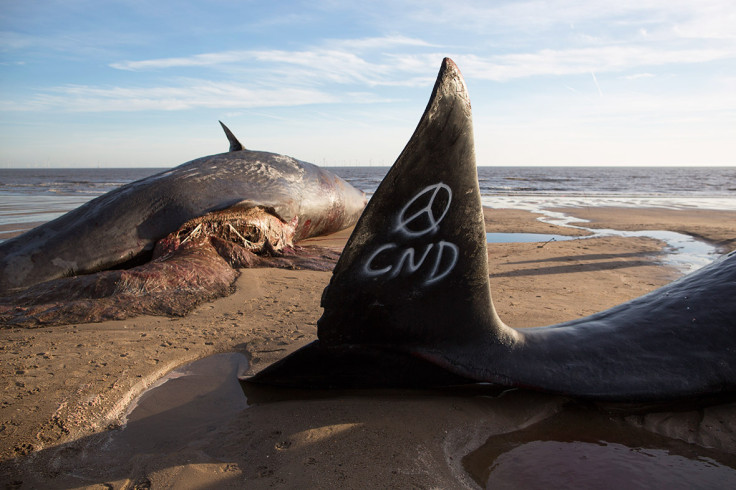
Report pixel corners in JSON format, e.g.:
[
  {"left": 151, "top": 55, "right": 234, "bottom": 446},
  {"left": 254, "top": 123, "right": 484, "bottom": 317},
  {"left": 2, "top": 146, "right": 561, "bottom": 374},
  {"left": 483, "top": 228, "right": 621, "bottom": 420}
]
[{"left": 1, "top": 0, "right": 735, "bottom": 167}]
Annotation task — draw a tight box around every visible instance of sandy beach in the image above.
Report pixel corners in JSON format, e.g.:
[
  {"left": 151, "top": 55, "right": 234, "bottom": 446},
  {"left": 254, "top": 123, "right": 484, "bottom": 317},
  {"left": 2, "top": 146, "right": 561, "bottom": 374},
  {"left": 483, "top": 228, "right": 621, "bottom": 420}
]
[{"left": 2, "top": 206, "right": 736, "bottom": 488}]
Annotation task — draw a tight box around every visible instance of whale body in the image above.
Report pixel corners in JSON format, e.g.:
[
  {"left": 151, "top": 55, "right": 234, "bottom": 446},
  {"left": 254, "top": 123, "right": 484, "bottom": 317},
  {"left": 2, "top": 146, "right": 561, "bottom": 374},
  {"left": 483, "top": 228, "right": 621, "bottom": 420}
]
[
  {"left": 0, "top": 123, "right": 367, "bottom": 293},
  {"left": 247, "top": 59, "right": 736, "bottom": 402}
]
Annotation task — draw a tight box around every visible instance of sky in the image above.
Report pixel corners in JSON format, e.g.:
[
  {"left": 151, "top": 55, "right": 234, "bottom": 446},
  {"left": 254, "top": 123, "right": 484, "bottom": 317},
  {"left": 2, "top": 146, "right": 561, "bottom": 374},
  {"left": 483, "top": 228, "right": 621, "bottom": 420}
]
[{"left": 1, "top": 0, "right": 735, "bottom": 168}]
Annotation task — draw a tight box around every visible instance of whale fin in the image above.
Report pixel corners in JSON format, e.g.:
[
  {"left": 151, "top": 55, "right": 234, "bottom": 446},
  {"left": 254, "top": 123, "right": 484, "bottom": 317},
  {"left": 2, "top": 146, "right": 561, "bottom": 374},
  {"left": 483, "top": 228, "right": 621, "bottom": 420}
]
[
  {"left": 318, "top": 57, "right": 508, "bottom": 351},
  {"left": 246, "top": 58, "right": 510, "bottom": 388},
  {"left": 219, "top": 120, "right": 245, "bottom": 152}
]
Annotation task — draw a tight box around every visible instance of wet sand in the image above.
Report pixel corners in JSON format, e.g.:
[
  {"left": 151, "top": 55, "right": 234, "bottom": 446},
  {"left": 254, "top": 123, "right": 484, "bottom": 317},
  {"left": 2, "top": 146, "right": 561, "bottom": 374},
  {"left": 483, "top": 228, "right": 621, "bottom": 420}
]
[
  {"left": 2, "top": 206, "right": 735, "bottom": 488},
  {"left": 552, "top": 206, "right": 736, "bottom": 252}
]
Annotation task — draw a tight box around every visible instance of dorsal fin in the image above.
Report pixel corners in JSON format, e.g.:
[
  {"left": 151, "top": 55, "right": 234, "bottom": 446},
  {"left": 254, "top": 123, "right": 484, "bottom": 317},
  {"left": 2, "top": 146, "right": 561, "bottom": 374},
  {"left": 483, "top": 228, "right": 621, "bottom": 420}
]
[
  {"left": 317, "top": 58, "right": 510, "bottom": 352},
  {"left": 219, "top": 120, "right": 245, "bottom": 152},
  {"left": 246, "top": 58, "right": 515, "bottom": 388}
]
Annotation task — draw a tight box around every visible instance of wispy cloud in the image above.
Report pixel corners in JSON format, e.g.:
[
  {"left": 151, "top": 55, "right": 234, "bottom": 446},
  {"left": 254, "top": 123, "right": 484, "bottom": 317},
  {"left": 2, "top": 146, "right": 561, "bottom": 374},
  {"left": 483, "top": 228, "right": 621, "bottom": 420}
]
[
  {"left": 0, "top": 27, "right": 152, "bottom": 59},
  {"left": 671, "top": 0, "right": 736, "bottom": 40},
  {"left": 107, "top": 36, "right": 439, "bottom": 95},
  {"left": 5, "top": 34, "right": 439, "bottom": 113},
  {"left": 111, "top": 36, "right": 736, "bottom": 88},
  {"left": 619, "top": 73, "right": 655, "bottom": 80},
  {"left": 330, "top": 35, "right": 436, "bottom": 50},
  {"left": 451, "top": 45, "right": 736, "bottom": 81},
  {"left": 0, "top": 82, "right": 340, "bottom": 112},
  {"left": 110, "top": 35, "right": 433, "bottom": 71},
  {"left": 403, "top": 0, "right": 736, "bottom": 40},
  {"left": 12, "top": 37, "right": 735, "bottom": 113},
  {"left": 109, "top": 52, "right": 246, "bottom": 71}
]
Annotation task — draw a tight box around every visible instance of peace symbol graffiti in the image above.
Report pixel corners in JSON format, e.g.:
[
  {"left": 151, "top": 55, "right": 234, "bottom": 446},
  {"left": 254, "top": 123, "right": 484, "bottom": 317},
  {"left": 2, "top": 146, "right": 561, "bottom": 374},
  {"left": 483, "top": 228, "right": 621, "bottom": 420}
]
[{"left": 395, "top": 183, "right": 452, "bottom": 237}]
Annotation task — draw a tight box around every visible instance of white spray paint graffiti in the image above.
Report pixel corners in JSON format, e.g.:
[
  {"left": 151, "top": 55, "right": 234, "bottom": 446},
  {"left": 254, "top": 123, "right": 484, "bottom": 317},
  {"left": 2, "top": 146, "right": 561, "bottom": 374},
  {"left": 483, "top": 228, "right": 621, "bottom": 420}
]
[
  {"left": 363, "top": 183, "right": 459, "bottom": 286},
  {"left": 395, "top": 183, "right": 452, "bottom": 237}
]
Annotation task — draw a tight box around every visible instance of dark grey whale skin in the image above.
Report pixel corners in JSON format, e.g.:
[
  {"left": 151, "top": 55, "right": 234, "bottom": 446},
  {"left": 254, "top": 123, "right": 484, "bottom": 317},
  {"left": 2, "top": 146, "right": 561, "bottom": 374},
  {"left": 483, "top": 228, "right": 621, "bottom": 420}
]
[
  {"left": 247, "top": 58, "right": 736, "bottom": 402},
  {"left": 0, "top": 140, "right": 366, "bottom": 293}
]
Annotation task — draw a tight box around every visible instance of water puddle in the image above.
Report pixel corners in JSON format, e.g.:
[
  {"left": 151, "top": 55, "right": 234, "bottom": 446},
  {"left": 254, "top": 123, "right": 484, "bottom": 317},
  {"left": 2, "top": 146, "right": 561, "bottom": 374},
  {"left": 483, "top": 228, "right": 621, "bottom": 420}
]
[
  {"left": 46, "top": 353, "right": 250, "bottom": 483},
  {"left": 603, "top": 229, "right": 716, "bottom": 272},
  {"left": 486, "top": 232, "right": 578, "bottom": 244},
  {"left": 116, "top": 353, "right": 248, "bottom": 453},
  {"left": 486, "top": 210, "right": 720, "bottom": 273},
  {"left": 59, "top": 352, "right": 734, "bottom": 488},
  {"left": 463, "top": 405, "right": 736, "bottom": 489}
]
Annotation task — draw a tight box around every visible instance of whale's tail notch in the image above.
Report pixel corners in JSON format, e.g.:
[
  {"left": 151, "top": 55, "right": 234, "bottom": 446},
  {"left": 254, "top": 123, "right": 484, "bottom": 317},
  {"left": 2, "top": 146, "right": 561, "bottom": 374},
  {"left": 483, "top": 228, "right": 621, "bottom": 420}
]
[{"left": 245, "top": 58, "right": 511, "bottom": 388}]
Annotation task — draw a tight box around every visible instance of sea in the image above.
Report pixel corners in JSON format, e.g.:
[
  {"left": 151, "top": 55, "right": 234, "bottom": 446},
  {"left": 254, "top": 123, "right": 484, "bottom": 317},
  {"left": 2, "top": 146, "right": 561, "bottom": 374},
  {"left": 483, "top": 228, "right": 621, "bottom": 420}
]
[{"left": 1, "top": 166, "right": 734, "bottom": 270}]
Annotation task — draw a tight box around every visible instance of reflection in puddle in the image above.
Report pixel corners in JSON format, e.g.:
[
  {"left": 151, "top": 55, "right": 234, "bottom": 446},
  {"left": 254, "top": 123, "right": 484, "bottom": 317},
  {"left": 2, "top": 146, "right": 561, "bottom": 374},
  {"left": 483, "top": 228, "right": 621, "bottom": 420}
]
[
  {"left": 115, "top": 353, "right": 248, "bottom": 453},
  {"left": 46, "top": 353, "right": 251, "bottom": 483},
  {"left": 463, "top": 406, "right": 736, "bottom": 489},
  {"left": 482, "top": 441, "right": 732, "bottom": 489}
]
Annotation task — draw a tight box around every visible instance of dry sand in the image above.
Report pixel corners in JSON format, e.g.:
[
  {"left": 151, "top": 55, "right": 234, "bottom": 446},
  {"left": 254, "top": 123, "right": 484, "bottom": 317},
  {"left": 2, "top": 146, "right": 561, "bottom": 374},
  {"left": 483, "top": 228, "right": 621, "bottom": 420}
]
[{"left": 2, "top": 207, "right": 735, "bottom": 488}]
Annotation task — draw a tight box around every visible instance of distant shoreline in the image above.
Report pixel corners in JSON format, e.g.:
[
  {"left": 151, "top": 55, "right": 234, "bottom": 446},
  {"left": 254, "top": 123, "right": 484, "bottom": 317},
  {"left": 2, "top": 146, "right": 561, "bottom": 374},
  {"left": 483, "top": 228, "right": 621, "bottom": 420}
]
[{"left": 2, "top": 166, "right": 734, "bottom": 243}]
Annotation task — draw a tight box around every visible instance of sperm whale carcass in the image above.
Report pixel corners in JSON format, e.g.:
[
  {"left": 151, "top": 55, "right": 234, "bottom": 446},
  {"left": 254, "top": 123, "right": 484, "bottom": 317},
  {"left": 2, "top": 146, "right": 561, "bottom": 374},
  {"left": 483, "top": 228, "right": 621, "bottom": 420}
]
[{"left": 0, "top": 123, "right": 366, "bottom": 325}]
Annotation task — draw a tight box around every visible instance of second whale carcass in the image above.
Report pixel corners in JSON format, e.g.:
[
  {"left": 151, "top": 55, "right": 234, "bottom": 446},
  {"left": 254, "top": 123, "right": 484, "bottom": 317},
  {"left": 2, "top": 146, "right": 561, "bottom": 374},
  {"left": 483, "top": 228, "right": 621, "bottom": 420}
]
[{"left": 0, "top": 123, "right": 367, "bottom": 325}]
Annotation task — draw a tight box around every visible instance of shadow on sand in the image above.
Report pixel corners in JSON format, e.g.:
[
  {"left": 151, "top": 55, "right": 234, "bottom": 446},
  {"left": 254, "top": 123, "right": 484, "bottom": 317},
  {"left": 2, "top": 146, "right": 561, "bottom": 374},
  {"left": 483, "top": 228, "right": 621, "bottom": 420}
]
[{"left": 2, "top": 353, "right": 736, "bottom": 488}]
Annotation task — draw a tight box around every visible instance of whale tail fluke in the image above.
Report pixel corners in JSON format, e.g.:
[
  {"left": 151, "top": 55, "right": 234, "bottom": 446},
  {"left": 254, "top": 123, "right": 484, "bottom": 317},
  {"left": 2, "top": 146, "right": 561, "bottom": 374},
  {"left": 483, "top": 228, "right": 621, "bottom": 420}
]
[{"left": 246, "top": 58, "right": 510, "bottom": 388}]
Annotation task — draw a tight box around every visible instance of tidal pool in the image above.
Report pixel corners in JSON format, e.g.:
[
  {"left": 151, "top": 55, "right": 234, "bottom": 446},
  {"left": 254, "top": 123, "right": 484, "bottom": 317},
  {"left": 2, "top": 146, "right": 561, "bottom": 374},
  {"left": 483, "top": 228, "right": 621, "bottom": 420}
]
[
  {"left": 486, "top": 220, "right": 720, "bottom": 273},
  {"left": 463, "top": 405, "right": 736, "bottom": 489},
  {"left": 486, "top": 232, "right": 578, "bottom": 244},
  {"left": 118, "top": 352, "right": 249, "bottom": 453}
]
